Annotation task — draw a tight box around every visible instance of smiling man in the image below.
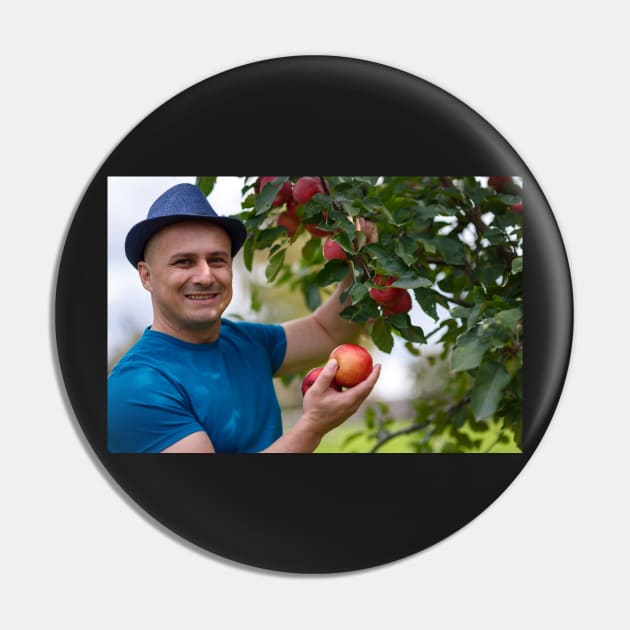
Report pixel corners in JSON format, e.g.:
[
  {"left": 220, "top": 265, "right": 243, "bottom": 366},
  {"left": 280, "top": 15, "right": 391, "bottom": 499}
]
[{"left": 107, "top": 182, "right": 380, "bottom": 453}]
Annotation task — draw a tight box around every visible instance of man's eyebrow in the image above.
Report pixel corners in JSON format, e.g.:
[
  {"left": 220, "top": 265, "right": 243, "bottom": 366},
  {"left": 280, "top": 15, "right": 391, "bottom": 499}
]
[{"left": 168, "top": 250, "right": 231, "bottom": 260}]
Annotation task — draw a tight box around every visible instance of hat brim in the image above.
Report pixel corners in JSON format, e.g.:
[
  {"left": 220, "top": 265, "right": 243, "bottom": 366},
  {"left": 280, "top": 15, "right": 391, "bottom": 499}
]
[{"left": 125, "top": 214, "right": 248, "bottom": 267}]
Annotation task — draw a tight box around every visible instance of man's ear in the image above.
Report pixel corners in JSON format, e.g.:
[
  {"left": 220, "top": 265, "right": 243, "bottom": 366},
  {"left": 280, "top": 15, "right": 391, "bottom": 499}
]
[{"left": 137, "top": 261, "right": 152, "bottom": 291}]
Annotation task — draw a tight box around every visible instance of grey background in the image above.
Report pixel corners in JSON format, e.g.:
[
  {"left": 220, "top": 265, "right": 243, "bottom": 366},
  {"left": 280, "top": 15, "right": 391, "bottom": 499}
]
[{"left": 3, "top": 2, "right": 628, "bottom": 629}]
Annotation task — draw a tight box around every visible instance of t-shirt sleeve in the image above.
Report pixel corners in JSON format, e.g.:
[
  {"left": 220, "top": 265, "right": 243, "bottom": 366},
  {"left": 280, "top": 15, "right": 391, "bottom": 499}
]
[
  {"left": 235, "top": 321, "right": 287, "bottom": 373},
  {"left": 108, "top": 363, "right": 204, "bottom": 453}
]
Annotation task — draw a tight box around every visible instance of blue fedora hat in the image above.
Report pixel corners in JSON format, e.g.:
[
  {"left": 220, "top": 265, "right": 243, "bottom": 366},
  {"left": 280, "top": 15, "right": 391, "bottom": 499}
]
[{"left": 125, "top": 183, "right": 248, "bottom": 267}]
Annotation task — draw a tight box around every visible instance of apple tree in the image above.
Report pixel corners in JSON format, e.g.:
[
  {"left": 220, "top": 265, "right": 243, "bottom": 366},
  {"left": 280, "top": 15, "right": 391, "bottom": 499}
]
[{"left": 197, "top": 175, "right": 523, "bottom": 453}]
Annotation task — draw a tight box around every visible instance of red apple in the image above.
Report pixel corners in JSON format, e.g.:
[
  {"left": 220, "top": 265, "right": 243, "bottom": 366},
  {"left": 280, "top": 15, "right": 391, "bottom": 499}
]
[
  {"left": 286, "top": 197, "right": 300, "bottom": 218},
  {"left": 369, "top": 275, "right": 402, "bottom": 305},
  {"left": 510, "top": 201, "right": 523, "bottom": 213},
  {"left": 305, "top": 223, "right": 332, "bottom": 238},
  {"left": 293, "top": 176, "right": 325, "bottom": 205},
  {"left": 301, "top": 367, "right": 343, "bottom": 396},
  {"left": 277, "top": 210, "right": 301, "bottom": 238},
  {"left": 259, "top": 176, "right": 293, "bottom": 208},
  {"left": 382, "top": 290, "right": 412, "bottom": 317},
  {"left": 329, "top": 343, "right": 373, "bottom": 388},
  {"left": 487, "top": 176, "right": 514, "bottom": 193},
  {"left": 323, "top": 237, "right": 348, "bottom": 261}
]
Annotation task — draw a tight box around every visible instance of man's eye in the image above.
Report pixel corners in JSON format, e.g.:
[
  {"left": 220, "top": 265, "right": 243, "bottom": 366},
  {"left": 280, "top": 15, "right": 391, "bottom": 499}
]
[{"left": 175, "top": 258, "right": 192, "bottom": 266}]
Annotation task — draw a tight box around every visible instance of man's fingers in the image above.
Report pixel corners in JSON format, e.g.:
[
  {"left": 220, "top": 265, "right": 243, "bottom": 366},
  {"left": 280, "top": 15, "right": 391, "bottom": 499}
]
[
  {"left": 356, "top": 217, "right": 378, "bottom": 244},
  {"left": 340, "top": 364, "right": 382, "bottom": 401},
  {"left": 309, "top": 358, "right": 338, "bottom": 393},
  {"left": 308, "top": 360, "right": 380, "bottom": 400},
  {"left": 356, "top": 363, "right": 381, "bottom": 393}
]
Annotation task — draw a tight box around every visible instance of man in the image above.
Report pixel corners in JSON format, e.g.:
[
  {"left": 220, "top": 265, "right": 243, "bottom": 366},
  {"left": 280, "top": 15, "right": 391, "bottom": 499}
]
[{"left": 108, "top": 182, "right": 380, "bottom": 453}]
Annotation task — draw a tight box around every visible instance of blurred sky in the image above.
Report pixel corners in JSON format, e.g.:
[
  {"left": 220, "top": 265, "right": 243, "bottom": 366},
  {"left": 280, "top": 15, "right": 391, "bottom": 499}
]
[{"left": 107, "top": 176, "right": 446, "bottom": 401}]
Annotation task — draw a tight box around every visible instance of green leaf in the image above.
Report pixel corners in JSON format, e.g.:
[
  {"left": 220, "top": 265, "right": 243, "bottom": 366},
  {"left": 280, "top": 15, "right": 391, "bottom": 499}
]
[
  {"left": 241, "top": 192, "right": 256, "bottom": 209},
  {"left": 386, "top": 312, "right": 426, "bottom": 343},
  {"left": 394, "top": 236, "right": 419, "bottom": 265},
  {"left": 451, "top": 328, "right": 492, "bottom": 372},
  {"left": 478, "top": 262, "right": 505, "bottom": 288},
  {"left": 341, "top": 430, "right": 366, "bottom": 449},
  {"left": 196, "top": 176, "right": 217, "bottom": 196},
  {"left": 364, "top": 244, "right": 409, "bottom": 275},
  {"left": 392, "top": 276, "right": 432, "bottom": 289},
  {"left": 386, "top": 312, "right": 412, "bottom": 329},
  {"left": 302, "top": 236, "right": 323, "bottom": 263},
  {"left": 417, "top": 203, "right": 457, "bottom": 221},
  {"left": 250, "top": 286, "right": 262, "bottom": 313},
  {"left": 243, "top": 237, "right": 254, "bottom": 272},
  {"left": 302, "top": 195, "right": 330, "bottom": 219},
  {"left": 450, "top": 305, "right": 471, "bottom": 320},
  {"left": 471, "top": 362, "right": 511, "bottom": 421},
  {"left": 302, "top": 282, "right": 321, "bottom": 311},
  {"left": 489, "top": 308, "right": 522, "bottom": 333},
  {"left": 314, "top": 259, "right": 350, "bottom": 287},
  {"left": 342, "top": 201, "right": 362, "bottom": 217},
  {"left": 433, "top": 236, "right": 466, "bottom": 265},
  {"left": 364, "top": 406, "right": 376, "bottom": 429},
  {"left": 265, "top": 249, "right": 286, "bottom": 282},
  {"left": 340, "top": 299, "right": 380, "bottom": 322},
  {"left": 255, "top": 176, "right": 289, "bottom": 215},
  {"left": 393, "top": 206, "right": 418, "bottom": 225},
  {"left": 350, "top": 282, "right": 369, "bottom": 304},
  {"left": 416, "top": 236, "right": 437, "bottom": 254},
  {"left": 333, "top": 230, "right": 356, "bottom": 254},
  {"left": 467, "top": 302, "right": 490, "bottom": 329},
  {"left": 483, "top": 226, "right": 508, "bottom": 246},
  {"left": 352, "top": 176, "right": 380, "bottom": 186},
  {"left": 371, "top": 318, "right": 394, "bottom": 353},
  {"left": 413, "top": 288, "right": 439, "bottom": 321},
  {"left": 512, "top": 256, "right": 523, "bottom": 274},
  {"left": 256, "top": 226, "right": 286, "bottom": 249},
  {"left": 395, "top": 325, "right": 426, "bottom": 343}
]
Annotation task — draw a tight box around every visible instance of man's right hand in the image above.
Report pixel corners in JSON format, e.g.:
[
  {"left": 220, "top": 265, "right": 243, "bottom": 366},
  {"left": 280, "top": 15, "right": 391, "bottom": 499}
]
[{"left": 300, "top": 358, "right": 381, "bottom": 439}]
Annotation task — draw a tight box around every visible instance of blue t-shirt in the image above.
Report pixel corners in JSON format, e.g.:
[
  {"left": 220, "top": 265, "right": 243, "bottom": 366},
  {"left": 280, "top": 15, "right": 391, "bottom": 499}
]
[{"left": 108, "top": 319, "right": 287, "bottom": 453}]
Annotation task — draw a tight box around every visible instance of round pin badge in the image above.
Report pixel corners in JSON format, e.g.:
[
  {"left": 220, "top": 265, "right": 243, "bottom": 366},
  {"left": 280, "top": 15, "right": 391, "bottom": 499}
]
[{"left": 55, "top": 55, "right": 572, "bottom": 573}]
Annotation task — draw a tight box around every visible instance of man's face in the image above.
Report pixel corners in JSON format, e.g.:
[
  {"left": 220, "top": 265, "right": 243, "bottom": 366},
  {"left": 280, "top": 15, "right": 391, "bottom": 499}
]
[{"left": 138, "top": 220, "right": 234, "bottom": 343}]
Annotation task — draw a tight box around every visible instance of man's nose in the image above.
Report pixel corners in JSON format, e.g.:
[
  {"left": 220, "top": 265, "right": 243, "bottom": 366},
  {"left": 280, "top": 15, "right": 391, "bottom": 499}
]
[{"left": 192, "top": 261, "right": 215, "bottom": 284}]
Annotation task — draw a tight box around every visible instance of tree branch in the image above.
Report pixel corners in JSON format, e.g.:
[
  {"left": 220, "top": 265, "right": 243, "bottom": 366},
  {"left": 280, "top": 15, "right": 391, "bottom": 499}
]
[{"left": 369, "top": 396, "right": 472, "bottom": 452}]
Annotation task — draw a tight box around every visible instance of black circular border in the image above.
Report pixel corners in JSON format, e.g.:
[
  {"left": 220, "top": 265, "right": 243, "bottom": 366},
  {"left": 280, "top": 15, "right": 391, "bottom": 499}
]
[{"left": 55, "top": 55, "right": 573, "bottom": 573}]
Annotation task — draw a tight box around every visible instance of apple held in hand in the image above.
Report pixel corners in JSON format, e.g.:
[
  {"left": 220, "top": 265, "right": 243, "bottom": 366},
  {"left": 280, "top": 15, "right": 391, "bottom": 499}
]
[
  {"left": 301, "top": 367, "right": 343, "bottom": 396},
  {"left": 329, "top": 343, "right": 373, "bottom": 388},
  {"left": 323, "top": 237, "right": 348, "bottom": 261},
  {"left": 293, "top": 176, "right": 325, "bottom": 205}
]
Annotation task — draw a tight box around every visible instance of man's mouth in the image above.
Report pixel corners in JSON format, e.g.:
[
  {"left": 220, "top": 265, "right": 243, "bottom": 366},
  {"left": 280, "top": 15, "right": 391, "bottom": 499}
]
[{"left": 185, "top": 292, "right": 220, "bottom": 301}]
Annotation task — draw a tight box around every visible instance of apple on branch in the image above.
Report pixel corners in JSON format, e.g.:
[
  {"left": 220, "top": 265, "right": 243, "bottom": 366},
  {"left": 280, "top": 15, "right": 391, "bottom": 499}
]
[
  {"left": 487, "top": 176, "right": 522, "bottom": 196},
  {"left": 381, "top": 290, "right": 412, "bottom": 316},
  {"left": 277, "top": 210, "right": 301, "bottom": 238},
  {"left": 369, "top": 275, "right": 402, "bottom": 305},
  {"left": 293, "top": 176, "right": 325, "bottom": 205},
  {"left": 259, "top": 176, "right": 294, "bottom": 208},
  {"left": 323, "top": 237, "right": 348, "bottom": 261},
  {"left": 286, "top": 197, "right": 300, "bottom": 218}
]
